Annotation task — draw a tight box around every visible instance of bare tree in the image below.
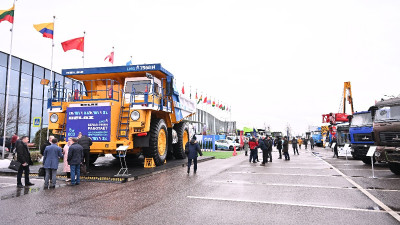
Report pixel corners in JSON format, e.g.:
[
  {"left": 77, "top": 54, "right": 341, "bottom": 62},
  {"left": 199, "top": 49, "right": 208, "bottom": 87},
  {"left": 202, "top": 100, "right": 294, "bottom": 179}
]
[{"left": 0, "top": 101, "right": 28, "bottom": 137}]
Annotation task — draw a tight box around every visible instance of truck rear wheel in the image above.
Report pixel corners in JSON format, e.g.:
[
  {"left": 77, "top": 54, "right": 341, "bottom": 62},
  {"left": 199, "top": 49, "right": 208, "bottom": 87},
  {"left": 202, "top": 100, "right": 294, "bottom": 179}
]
[
  {"left": 144, "top": 118, "right": 168, "bottom": 166},
  {"left": 389, "top": 163, "right": 400, "bottom": 175},
  {"left": 89, "top": 154, "right": 99, "bottom": 164},
  {"left": 173, "top": 122, "right": 189, "bottom": 159}
]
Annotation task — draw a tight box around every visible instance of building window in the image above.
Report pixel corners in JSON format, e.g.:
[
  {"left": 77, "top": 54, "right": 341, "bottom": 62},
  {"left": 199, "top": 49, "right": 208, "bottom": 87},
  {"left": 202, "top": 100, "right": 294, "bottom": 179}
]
[
  {"left": 8, "top": 69, "right": 20, "bottom": 97},
  {"left": 11, "top": 56, "right": 20, "bottom": 71},
  {"left": 32, "top": 76, "right": 44, "bottom": 100},
  {"left": 21, "top": 61, "right": 32, "bottom": 75},
  {"left": 18, "top": 97, "right": 31, "bottom": 124},
  {"left": 0, "top": 52, "right": 7, "bottom": 67},
  {"left": 0, "top": 66, "right": 6, "bottom": 94},
  {"left": 20, "top": 73, "right": 32, "bottom": 98},
  {"left": 42, "top": 100, "right": 49, "bottom": 125},
  {"left": 18, "top": 123, "right": 29, "bottom": 137}
]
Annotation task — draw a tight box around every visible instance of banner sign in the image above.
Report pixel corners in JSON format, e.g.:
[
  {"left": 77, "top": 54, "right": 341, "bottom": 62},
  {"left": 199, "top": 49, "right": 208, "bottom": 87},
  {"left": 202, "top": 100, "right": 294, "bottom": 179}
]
[{"left": 66, "top": 106, "right": 111, "bottom": 141}]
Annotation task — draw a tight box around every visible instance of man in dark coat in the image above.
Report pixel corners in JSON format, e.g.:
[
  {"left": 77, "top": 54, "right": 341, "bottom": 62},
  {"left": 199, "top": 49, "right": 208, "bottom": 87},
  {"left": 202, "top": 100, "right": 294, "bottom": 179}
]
[
  {"left": 265, "top": 136, "right": 273, "bottom": 162},
  {"left": 283, "top": 136, "right": 290, "bottom": 160},
  {"left": 78, "top": 133, "right": 92, "bottom": 172},
  {"left": 259, "top": 137, "right": 268, "bottom": 165},
  {"left": 310, "top": 138, "right": 315, "bottom": 150},
  {"left": 292, "top": 137, "right": 299, "bottom": 155},
  {"left": 68, "top": 138, "right": 84, "bottom": 186},
  {"left": 15, "top": 136, "right": 34, "bottom": 188},
  {"left": 304, "top": 138, "right": 308, "bottom": 149},
  {"left": 185, "top": 136, "right": 202, "bottom": 174},
  {"left": 43, "top": 138, "right": 63, "bottom": 188},
  {"left": 276, "top": 137, "right": 283, "bottom": 159}
]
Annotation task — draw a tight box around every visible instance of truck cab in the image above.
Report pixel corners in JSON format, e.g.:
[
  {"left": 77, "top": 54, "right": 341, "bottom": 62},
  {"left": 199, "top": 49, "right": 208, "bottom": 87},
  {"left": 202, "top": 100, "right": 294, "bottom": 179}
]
[
  {"left": 349, "top": 111, "right": 374, "bottom": 164},
  {"left": 336, "top": 123, "right": 351, "bottom": 148},
  {"left": 373, "top": 97, "right": 400, "bottom": 174}
]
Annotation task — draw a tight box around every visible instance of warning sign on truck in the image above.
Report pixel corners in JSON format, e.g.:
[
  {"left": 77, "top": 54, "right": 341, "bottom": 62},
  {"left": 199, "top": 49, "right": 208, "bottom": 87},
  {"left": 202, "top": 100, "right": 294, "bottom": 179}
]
[{"left": 66, "top": 106, "right": 111, "bottom": 141}]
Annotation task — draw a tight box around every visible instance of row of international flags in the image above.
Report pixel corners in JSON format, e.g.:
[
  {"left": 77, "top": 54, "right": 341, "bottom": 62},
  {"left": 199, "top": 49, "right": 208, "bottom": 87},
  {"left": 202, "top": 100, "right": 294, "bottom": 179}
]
[
  {"left": 1, "top": 3, "right": 230, "bottom": 113},
  {"left": 0, "top": 4, "right": 115, "bottom": 64}
]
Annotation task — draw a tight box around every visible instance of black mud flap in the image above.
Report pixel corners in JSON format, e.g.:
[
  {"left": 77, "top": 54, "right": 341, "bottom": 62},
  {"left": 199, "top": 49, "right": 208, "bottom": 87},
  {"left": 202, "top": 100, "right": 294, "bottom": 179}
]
[{"left": 133, "top": 134, "right": 151, "bottom": 148}]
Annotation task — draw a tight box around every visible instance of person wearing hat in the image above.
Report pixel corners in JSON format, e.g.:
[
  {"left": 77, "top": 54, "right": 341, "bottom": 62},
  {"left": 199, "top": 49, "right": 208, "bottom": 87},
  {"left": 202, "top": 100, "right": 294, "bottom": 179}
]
[{"left": 185, "top": 135, "right": 203, "bottom": 174}]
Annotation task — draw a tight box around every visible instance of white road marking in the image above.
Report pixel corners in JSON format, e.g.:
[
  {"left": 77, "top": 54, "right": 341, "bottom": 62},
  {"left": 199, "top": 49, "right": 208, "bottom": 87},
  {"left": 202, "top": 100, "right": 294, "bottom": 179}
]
[
  {"left": 211, "top": 180, "right": 400, "bottom": 192},
  {"left": 239, "top": 166, "right": 332, "bottom": 170},
  {"left": 187, "top": 196, "right": 399, "bottom": 213},
  {"left": 228, "top": 171, "right": 339, "bottom": 177},
  {"left": 313, "top": 153, "right": 400, "bottom": 222}
]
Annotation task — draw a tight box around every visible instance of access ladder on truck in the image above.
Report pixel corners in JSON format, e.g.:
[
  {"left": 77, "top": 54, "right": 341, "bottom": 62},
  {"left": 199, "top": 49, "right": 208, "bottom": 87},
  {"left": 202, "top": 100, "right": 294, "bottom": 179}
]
[{"left": 117, "top": 93, "right": 130, "bottom": 140}]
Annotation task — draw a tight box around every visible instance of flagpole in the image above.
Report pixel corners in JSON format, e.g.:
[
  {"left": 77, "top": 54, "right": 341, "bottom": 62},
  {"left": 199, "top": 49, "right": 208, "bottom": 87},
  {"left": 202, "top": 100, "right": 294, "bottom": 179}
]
[
  {"left": 2, "top": 0, "right": 16, "bottom": 160},
  {"left": 82, "top": 31, "right": 86, "bottom": 67},
  {"left": 46, "top": 15, "right": 56, "bottom": 141}
]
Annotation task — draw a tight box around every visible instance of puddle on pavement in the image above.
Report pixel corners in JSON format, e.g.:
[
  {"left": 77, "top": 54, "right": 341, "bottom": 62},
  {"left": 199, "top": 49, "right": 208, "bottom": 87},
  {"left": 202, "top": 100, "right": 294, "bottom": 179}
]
[{"left": 1, "top": 184, "right": 66, "bottom": 200}]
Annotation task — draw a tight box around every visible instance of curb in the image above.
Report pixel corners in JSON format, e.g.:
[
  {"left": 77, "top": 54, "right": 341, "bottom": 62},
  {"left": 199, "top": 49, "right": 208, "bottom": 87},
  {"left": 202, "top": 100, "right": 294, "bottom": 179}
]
[{"left": 0, "top": 156, "right": 215, "bottom": 184}]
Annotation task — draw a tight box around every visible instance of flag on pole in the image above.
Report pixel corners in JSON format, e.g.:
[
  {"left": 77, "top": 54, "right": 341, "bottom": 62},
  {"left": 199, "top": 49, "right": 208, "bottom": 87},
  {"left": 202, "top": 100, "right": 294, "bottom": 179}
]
[
  {"left": 104, "top": 51, "right": 114, "bottom": 64},
  {"left": 33, "top": 22, "right": 54, "bottom": 39},
  {"left": 61, "top": 37, "right": 84, "bottom": 52},
  {"left": 182, "top": 84, "right": 185, "bottom": 94},
  {"left": 203, "top": 96, "right": 207, "bottom": 103},
  {"left": 197, "top": 95, "right": 202, "bottom": 104},
  {"left": 0, "top": 5, "right": 14, "bottom": 24},
  {"left": 207, "top": 98, "right": 211, "bottom": 104},
  {"left": 212, "top": 100, "right": 215, "bottom": 107},
  {"left": 126, "top": 59, "right": 132, "bottom": 66},
  {"left": 195, "top": 91, "right": 198, "bottom": 100}
]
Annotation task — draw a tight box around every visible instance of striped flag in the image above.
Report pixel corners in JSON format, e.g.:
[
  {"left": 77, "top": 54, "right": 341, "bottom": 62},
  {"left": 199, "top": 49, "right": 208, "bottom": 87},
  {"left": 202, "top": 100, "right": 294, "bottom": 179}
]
[{"left": 0, "top": 5, "right": 14, "bottom": 24}]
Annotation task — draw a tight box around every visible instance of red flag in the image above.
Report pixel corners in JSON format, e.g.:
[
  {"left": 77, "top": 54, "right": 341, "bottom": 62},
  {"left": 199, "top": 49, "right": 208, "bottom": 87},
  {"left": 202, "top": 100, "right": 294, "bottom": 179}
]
[
  {"left": 196, "top": 92, "right": 198, "bottom": 100},
  {"left": 203, "top": 96, "right": 207, "bottom": 103},
  {"left": 182, "top": 85, "right": 185, "bottom": 94},
  {"left": 61, "top": 37, "right": 84, "bottom": 52},
  {"left": 104, "top": 51, "right": 114, "bottom": 64}
]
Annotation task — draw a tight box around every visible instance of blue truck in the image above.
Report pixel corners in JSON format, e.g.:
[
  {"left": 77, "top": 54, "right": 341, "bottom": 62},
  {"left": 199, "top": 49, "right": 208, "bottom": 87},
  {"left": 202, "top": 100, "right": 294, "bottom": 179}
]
[
  {"left": 349, "top": 111, "right": 374, "bottom": 164},
  {"left": 312, "top": 127, "right": 323, "bottom": 147}
]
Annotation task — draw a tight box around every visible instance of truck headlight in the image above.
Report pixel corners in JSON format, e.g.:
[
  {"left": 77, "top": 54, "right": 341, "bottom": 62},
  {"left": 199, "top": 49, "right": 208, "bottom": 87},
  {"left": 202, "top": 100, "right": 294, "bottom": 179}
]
[
  {"left": 130, "top": 111, "right": 140, "bottom": 121},
  {"left": 50, "top": 114, "right": 58, "bottom": 123}
]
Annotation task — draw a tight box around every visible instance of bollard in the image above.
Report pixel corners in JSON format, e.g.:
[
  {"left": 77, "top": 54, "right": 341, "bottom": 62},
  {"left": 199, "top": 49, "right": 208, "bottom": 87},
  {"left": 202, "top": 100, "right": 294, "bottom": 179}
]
[{"left": 232, "top": 146, "right": 237, "bottom": 156}]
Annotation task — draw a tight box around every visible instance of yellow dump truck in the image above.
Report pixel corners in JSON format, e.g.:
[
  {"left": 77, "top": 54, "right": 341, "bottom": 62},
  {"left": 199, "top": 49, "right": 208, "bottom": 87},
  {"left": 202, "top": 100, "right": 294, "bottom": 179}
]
[{"left": 48, "top": 64, "right": 196, "bottom": 166}]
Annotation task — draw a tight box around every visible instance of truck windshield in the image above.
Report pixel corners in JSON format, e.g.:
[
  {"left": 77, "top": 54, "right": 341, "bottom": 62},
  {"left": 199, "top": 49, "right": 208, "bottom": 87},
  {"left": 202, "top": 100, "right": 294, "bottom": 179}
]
[
  {"left": 375, "top": 106, "right": 400, "bottom": 122},
  {"left": 125, "top": 81, "right": 152, "bottom": 94},
  {"left": 351, "top": 113, "right": 373, "bottom": 127}
]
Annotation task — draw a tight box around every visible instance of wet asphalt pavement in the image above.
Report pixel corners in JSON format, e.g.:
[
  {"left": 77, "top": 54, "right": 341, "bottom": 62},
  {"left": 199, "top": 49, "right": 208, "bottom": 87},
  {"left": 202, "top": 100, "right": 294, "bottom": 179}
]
[{"left": 0, "top": 147, "right": 399, "bottom": 225}]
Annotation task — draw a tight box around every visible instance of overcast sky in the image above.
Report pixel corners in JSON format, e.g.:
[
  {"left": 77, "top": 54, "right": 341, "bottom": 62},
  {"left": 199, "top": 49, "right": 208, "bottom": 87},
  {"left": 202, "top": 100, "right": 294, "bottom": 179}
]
[{"left": 1, "top": 0, "right": 400, "bottom": 135}]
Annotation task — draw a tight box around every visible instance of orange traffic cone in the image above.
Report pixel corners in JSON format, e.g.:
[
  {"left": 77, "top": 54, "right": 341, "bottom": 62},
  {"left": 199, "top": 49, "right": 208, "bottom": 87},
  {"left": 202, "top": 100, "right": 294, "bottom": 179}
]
[{"left": 233, "top": 146, "right": 237, "bottom": 156}]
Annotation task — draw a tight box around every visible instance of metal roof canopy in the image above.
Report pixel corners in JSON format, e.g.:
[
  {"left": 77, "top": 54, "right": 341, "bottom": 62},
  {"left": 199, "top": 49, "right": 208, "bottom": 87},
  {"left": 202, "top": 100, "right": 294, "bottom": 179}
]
[{"left": 62, "top": 64, "right": 174, "bottom": 83}]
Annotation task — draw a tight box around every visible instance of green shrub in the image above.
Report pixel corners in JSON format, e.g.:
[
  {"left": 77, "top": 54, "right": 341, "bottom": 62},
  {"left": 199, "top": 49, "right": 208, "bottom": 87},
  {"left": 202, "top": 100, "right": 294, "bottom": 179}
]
[
  {"left": 30, "top": 151, "right": 41, "bottom": 162},
  {"left": 33, "top": 127, "right": 53, "bottom": 150}
]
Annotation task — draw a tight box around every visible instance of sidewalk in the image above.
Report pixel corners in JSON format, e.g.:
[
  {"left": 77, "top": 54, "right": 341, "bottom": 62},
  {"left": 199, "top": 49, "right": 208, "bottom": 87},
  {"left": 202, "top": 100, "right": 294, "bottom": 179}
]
[{"left": 0, "top": 155, "right": 214, "bottom": 183}]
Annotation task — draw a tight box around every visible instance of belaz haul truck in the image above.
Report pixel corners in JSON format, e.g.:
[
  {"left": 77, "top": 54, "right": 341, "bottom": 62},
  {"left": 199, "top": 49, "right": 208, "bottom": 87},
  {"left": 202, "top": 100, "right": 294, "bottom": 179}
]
[{"left": 48, "top": 64, "right": 196, "bottom": 166}]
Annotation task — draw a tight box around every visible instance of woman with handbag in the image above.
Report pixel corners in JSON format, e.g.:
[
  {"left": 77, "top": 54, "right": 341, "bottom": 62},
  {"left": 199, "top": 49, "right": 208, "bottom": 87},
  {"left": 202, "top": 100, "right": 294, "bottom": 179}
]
[
  {"left": 63, "top": 138, "right": 72, "bottom": 182},
  {"left": 15, "top": 136, "right": 34, "bottom": 188}
]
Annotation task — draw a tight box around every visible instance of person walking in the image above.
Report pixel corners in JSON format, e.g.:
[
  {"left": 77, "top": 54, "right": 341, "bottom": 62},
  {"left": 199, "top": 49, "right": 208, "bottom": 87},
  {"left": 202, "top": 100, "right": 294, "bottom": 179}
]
[
  {"left": 243, "top": 137, "right": 250, "bottom": 156},
  {"left": 63, "top": 138, "right": 72, "bottom": 182},
  {"left": 259, "top": 137, "right": 268, "bottom": 165},
  {"left": 43, "top": 138, "right": 63, "bottom": 188},
  {"left": 248, "top": 137, "right": 258, "bottom": 163},
  {"left": 185, "top": 136, "right": 203, "bottom": 174},
  {"left": 276, "top": 137, "right": 283, "bottom": 159},
  {"left": 67, "top": 138, "right": 84, "bottom": 186},
  {"left": 310, "top": 138, "right": 315, "bottom": 150},
  {"left": 298, "top": 138, "right": 303, "bottom": 150},
  {"left": 78, "top": 133, "right": 92, "bottom": 173},
  {"left": 266, "top": 136, "right": 273, "bottom": 162},
  {"left": 292, "top": 137, "right": 298, "bottom": 155},
  {"left": 15, "top": 136, "right": 34, "bottom": 188},
  {"left": 332, "top": 137, "right": 339, "bottom": 158},
  {"left": 304, "top": 138, "right": 308, "bottom": 149},
  {"left": 283, "top": 136, "right": 290, "bottom": 160}
]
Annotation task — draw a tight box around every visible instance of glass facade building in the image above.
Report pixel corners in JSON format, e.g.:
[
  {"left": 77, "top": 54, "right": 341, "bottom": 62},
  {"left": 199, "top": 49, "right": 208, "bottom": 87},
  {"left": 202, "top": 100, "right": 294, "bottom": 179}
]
[{"left": 0, "top": 50, "right": 76, "bottom": 141}]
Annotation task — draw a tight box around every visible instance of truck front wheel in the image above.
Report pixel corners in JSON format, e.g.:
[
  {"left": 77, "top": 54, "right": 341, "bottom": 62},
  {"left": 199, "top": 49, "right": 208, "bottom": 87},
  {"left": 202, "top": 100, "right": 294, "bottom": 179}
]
[
  {"left": 144, "top": 119, "right": 168, "bottom": 166},
  {"left": 389, "top": 163, "right": 400, "bottom": 175},
  {"left": 173, "top": 122, "right": 189, "bottom": 159}
]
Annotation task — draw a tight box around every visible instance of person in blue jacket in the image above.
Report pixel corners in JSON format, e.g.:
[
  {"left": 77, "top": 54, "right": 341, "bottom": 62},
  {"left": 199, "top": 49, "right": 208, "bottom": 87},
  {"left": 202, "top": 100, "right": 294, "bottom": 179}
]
[
  {"left": 43, "top": 138, "right": 63, "bottom": 188},
  {"left": 185, "top": 135, "right": 203, "bottom": 174}
]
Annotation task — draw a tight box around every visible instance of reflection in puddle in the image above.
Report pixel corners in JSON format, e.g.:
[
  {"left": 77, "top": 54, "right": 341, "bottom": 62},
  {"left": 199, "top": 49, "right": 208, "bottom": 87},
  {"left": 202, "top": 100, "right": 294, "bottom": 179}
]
[{"left": 1, "top": 186, "right": 41, "bottom": 200}]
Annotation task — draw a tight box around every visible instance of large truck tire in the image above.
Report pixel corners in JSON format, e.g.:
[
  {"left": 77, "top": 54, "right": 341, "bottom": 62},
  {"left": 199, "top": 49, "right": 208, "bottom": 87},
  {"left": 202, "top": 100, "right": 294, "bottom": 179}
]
[
  {"left": 173, "top": 122, "right": 189, "bottom": 159},
  {"left": 166, "top": 128, "right": 174, "bottom": 160},
  {"left": 143, "top": 118, "right": 168, "bottom": 166},
  {"left": 361, "top": 157, "right": 375, "bottom": 165},
  {"left": 89, "top": 154, "right": 99, "bottom": 164},
  {"left": 389, "top": 163, "right": 400, "bottom": 175}
]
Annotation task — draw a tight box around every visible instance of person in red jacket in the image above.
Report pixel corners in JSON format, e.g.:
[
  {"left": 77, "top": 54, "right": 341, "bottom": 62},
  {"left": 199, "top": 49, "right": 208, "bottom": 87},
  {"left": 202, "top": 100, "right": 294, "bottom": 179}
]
[{"left": 248, "top": 137, "right": 258, "bottom": 163}]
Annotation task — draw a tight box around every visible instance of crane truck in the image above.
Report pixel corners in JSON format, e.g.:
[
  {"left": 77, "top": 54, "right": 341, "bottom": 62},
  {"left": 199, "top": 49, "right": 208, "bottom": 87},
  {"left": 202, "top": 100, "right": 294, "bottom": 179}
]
[{"left": 47, "top": 64, "right": 196, "bottom": 166}]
